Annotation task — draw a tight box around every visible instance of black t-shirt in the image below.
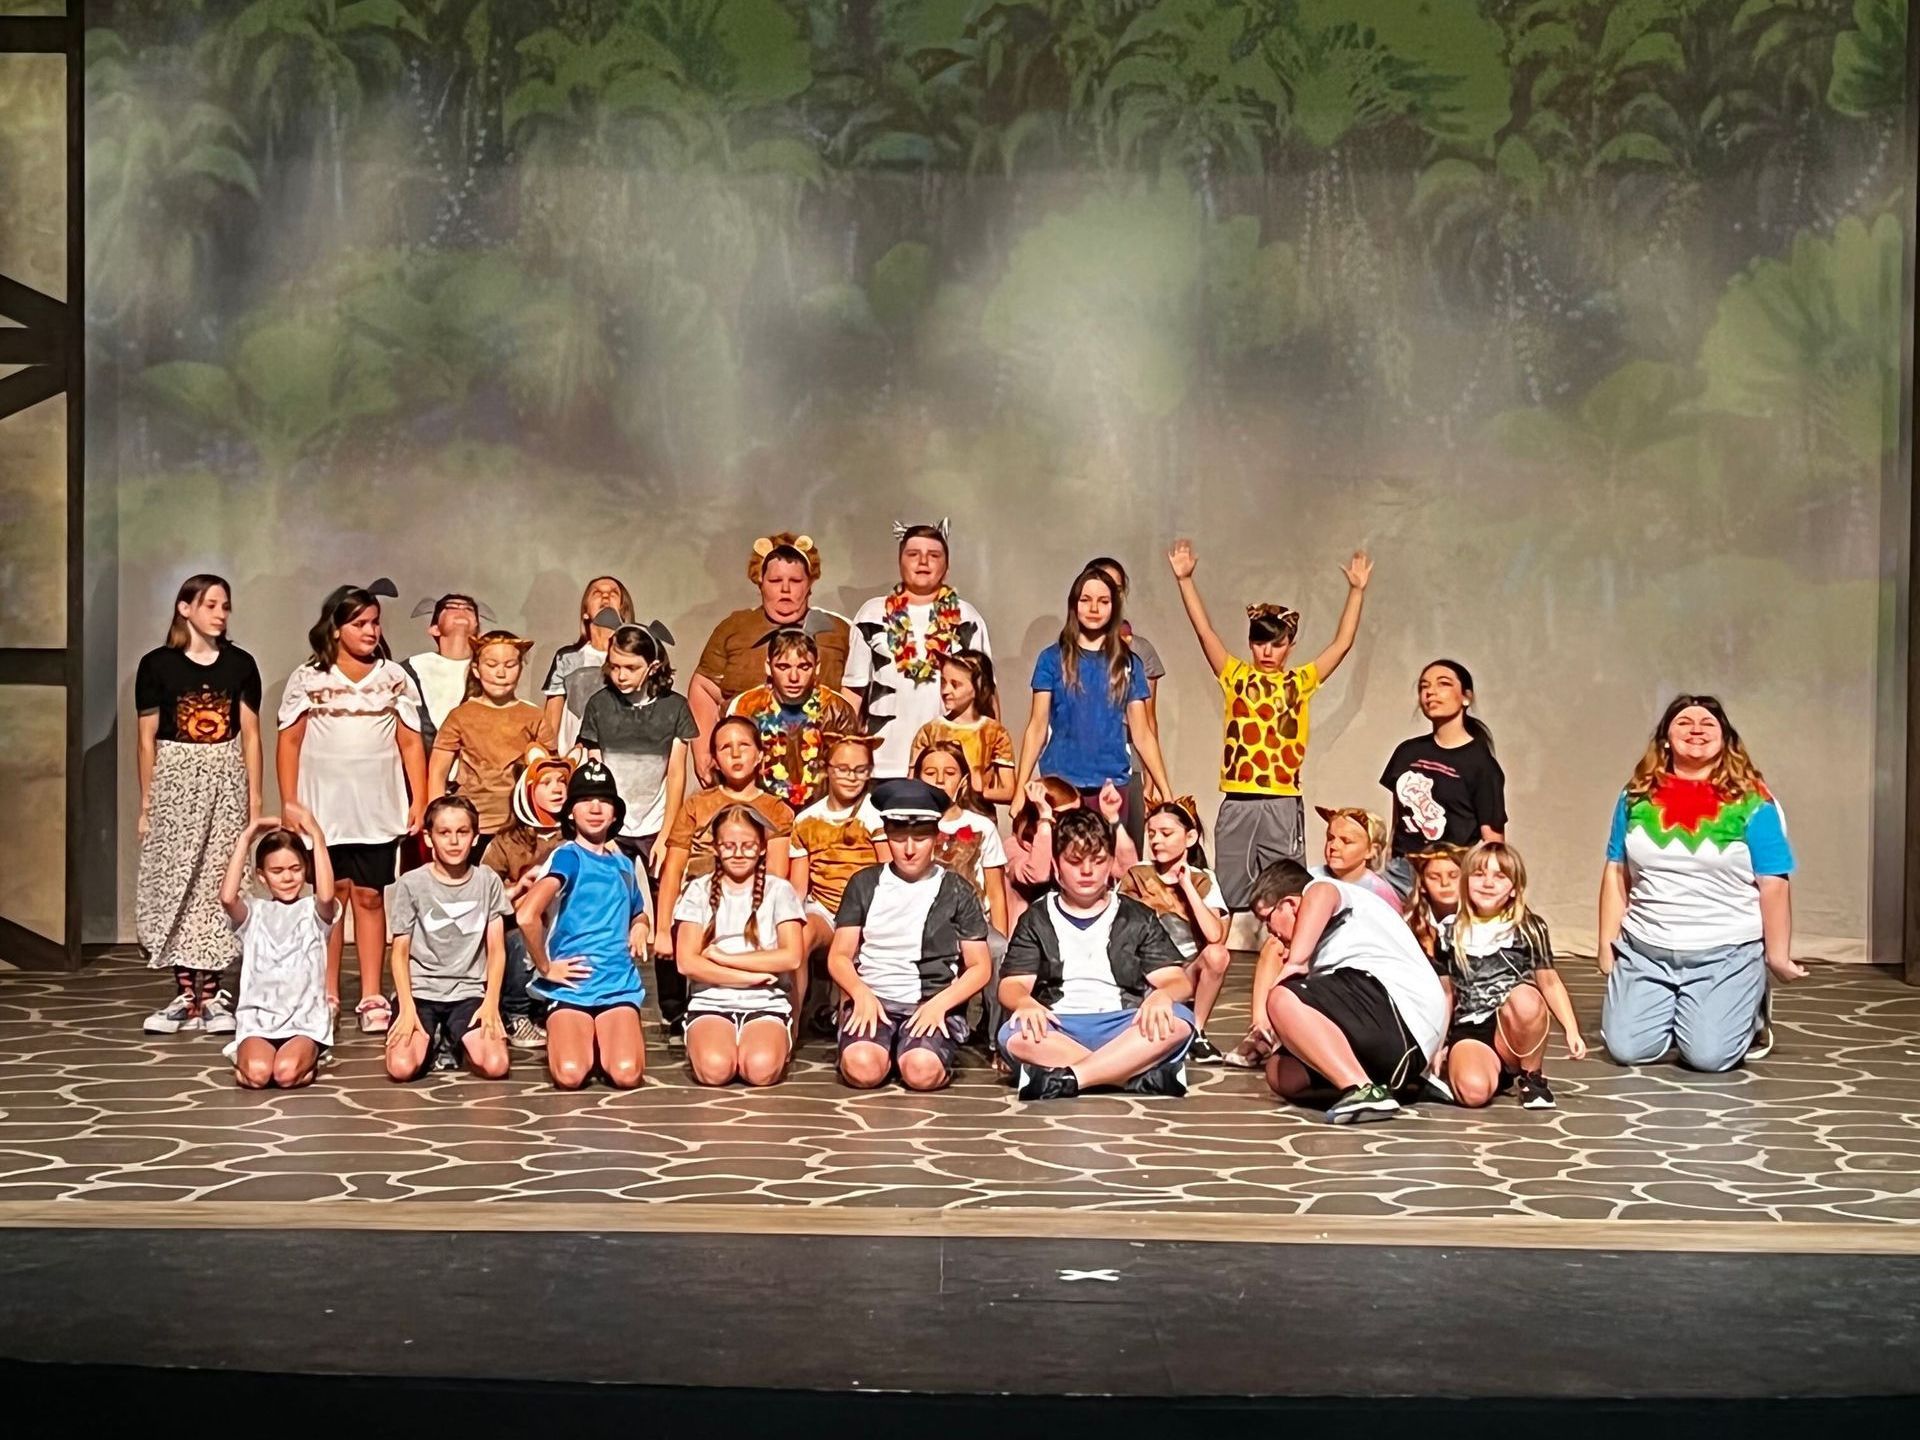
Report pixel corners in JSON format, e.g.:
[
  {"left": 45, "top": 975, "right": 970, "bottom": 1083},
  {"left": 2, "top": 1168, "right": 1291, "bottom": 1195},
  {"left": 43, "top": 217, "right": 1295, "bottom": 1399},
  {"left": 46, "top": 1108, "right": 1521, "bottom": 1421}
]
[
  {"left": 134, "top": 644, "right": 263, "bottom": 744},
  {"left": 1378, "top": 734, "right": 1506, "bottom": 855}
]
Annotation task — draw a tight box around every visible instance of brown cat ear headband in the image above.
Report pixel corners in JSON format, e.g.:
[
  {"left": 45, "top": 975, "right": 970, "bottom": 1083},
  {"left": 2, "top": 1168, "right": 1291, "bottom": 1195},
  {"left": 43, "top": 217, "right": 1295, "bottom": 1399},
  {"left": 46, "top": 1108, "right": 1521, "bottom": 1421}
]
[{"left": 1246, "top": 602, "right": 1300, "bottom": 640}]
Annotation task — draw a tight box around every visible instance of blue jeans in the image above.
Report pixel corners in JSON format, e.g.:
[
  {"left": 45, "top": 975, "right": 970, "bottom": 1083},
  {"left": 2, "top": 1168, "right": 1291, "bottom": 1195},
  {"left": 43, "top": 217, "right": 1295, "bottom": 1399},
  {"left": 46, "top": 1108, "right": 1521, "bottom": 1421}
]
[{"left": 1601, "top": 933, "right": 1765, "bottom": 1073}]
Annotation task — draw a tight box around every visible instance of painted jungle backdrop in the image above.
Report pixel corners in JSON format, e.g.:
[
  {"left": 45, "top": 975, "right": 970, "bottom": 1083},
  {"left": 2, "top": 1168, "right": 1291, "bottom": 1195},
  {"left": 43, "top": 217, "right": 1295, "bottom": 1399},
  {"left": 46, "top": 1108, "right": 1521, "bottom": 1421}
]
[{"left": 29, "top": 0, "right": 1918, "bottom": 946}]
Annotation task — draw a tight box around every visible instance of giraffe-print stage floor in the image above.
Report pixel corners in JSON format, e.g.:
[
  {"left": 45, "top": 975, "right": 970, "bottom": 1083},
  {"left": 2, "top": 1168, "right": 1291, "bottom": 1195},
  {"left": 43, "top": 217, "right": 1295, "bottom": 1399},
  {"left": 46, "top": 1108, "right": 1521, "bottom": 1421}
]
[{"left": 1, "top": 956, "right": 1917, "bottom": 1224}]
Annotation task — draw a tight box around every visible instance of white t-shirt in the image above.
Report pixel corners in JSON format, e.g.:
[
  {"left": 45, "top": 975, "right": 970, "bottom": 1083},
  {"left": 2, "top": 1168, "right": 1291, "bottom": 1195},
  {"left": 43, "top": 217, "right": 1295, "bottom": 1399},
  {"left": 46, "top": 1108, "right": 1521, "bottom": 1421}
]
[
  {"left": 672, "top": 873, "right": 805, "bottom": 1015},
  {"left": 845, "top": 594, "right": 992, "bottom": 778},
  {"left": 938, "top": 809, "right": 1007, "bottom": 896},
  {"left": 544, "top": 644, "right": 606, "bottom": 754},
  {"left": 277, "top": 660, "right": 420, "bottom": 845},
  {"left": 1306, "top": 877, "right": 1448, "bottom": 1062},
  {"left": 231, "top": 895, "right": 333, "bottom": 1046},
  {"left": 1151, "top": 864, "right": 1230, "bottom": 959},
  {"left": 1050, "top": 894, "right": 1125, "bottom": 1015},
  {"left": 404, "top": 650, "right": 471, "bottom": 731}
]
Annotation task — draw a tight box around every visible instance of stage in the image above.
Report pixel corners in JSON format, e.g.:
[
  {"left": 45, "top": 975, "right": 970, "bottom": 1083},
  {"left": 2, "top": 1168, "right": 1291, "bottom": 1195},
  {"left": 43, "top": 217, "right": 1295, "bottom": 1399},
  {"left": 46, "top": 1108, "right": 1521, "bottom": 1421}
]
[{"left": 2, "top": 956, "right": 1918, "bottom": 1404}]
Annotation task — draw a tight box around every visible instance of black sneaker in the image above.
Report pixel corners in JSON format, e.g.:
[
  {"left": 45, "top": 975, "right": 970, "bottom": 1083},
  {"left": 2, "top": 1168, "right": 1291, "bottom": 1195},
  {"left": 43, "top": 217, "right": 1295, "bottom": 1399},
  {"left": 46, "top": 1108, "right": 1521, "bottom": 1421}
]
[
  {"left": 1188, "top": 1033, "right": 1223, "bottom": 1066},
  {"left": 663, "top": 1014, "right": 687, "bottom": 1048},
  {"left": 1325, "top": 1082, "right": 1400, "bottom": 1124},
  {"left": 431, "top": 1040, "right": 460, "bottom": 1073},
  {"left": 1420, "top": 1073, "right": 1457, "bottom": 1105},
  {"left": 1123, "top": 1060, "right": 1188, "bottom": 1097},
  {"left": 1017, "top": 1065, "right": 1081, "bottom": 1101},
  {"left": 1515, "top": 1071, "right": 1556, "bottom": 1109}
]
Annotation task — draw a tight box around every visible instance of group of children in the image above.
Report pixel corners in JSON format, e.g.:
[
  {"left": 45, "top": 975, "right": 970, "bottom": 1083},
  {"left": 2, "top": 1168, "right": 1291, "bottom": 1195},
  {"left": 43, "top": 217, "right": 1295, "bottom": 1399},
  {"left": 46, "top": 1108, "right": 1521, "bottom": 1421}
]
[{"left": 150, "top": 522, "right": 1585, "bottom": 1125}]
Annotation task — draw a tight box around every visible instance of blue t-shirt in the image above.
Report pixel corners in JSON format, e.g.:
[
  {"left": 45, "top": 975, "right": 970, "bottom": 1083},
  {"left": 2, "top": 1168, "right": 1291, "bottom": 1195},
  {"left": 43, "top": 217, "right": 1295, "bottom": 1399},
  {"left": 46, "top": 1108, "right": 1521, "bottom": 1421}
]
[
  {"left": 1031, "top": 645, "right": 1150, "bottom": 790},
  {"left": 528, "top": 840, "right": 649, "bottom": 1008}
]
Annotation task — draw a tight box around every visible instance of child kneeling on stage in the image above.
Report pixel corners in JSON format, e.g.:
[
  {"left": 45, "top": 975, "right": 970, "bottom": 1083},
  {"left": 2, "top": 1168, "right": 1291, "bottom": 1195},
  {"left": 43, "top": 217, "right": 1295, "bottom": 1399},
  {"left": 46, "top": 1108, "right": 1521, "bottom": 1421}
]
[
  {"left": 383, "top": 795, "right": 514, "bottom": 1082},
  {"left": 516, "top": 759, "right": 652, "bottom": 1089},
  {"left": 829, "top": 779, "right": 992, "bottom": 1091},
  {"left": 999, "top": 808, "right": 1196, "bottom": 1101},
  {"left": 673, "top": 804, "right": 806, "bottom": 1086},
  {"left": 1250, "top": 858, "right": 1447, "bottom": 1124}
]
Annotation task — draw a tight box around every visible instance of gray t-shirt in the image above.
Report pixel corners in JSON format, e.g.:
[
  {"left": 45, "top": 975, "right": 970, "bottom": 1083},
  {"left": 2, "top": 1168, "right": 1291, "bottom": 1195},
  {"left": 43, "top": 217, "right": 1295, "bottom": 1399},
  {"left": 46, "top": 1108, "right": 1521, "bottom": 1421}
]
[
  {"left": 1127, "top": 630, "right": 1166, "bottom": 683},
  {"left": 386, "top": 865, "right": 513, "bottom": 1002}
]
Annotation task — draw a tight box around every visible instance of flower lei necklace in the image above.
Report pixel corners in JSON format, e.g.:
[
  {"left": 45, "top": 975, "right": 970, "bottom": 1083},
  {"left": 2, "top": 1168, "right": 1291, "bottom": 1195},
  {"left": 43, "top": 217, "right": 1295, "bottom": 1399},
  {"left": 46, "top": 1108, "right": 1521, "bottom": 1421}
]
[
  {"left": 756, "top": 687, "right": 829, "bottom": 805},
  {"left": 884, "top": 585, "right": 963, "bottom": 685}
]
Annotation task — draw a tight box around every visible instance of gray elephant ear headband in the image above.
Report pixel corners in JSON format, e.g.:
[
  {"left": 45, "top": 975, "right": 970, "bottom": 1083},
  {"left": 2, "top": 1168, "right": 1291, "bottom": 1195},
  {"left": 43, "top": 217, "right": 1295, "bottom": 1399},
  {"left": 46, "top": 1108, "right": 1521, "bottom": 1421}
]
[
  {"left": 409, "top": 594, "right": 496, "bottom": 623},
  {"left": 892, "top": 518, "right": 951, "bottom": 543},
  {"left": 364, "top": 577, "right": 400, "bottom": 600},
  {"left": 596, "top": 610, "right": 675, "bottom": 648}
]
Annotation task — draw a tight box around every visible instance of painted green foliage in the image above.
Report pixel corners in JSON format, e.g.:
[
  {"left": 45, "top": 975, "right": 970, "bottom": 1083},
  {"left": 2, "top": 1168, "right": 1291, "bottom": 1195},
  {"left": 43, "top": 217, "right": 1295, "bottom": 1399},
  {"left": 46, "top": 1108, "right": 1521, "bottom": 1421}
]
[{"left": 73, "top": 0, "right": 1910, "bottom": 494}]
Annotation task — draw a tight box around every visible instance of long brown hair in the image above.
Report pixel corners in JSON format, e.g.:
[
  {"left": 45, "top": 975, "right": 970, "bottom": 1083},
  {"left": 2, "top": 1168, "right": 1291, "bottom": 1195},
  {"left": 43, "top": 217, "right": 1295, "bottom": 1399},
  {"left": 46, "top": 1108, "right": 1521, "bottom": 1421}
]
[
  {"left": 703, "top": 804, "right": 769, "bottom": 952},
  {"left": 1057, "top": 566, "right": 1133, "bottom": 703},
  {"left": 1626, "top": 694, "right": 1766, "bottom": 803},
  {"left": 1406, "top": 845, "right": 1464, "bottom": 961},
  {"left": 941, "top": 647, "right": 999, "bottom": 719},
  {"left": 165, "top": 574, "right": 232, "bottom": 650},
  {"left": 306, "top": 586, "right": 391, "bottom": 670}
]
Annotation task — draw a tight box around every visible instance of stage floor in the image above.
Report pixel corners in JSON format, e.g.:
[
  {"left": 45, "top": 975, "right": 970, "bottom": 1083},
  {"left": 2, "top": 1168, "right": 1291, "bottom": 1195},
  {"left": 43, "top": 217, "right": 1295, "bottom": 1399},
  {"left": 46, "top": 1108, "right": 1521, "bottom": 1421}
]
[{"left": 1, "top": 955, "right": 1917, "bottom": 1227}]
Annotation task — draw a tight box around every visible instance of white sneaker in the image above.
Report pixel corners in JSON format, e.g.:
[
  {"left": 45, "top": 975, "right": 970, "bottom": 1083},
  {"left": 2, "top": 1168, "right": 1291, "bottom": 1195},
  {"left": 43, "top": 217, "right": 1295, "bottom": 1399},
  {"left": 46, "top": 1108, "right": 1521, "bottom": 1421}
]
[
  {"left": 144, "top": 993, "right": 201, "bottom": 1035},
  {"left": 201, "top": 991, "right": 237, "bottom": 1035},
  {"left": 1747, "top": 988, "right": 1775, "bottom": 1062}
]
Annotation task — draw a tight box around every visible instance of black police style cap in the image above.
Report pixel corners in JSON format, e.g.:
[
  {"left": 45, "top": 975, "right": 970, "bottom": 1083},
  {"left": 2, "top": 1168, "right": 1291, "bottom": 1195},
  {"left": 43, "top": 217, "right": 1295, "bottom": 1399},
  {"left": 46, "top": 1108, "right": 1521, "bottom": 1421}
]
[{"left": 872, "top": 778, "right": 950, "bottom": 823}]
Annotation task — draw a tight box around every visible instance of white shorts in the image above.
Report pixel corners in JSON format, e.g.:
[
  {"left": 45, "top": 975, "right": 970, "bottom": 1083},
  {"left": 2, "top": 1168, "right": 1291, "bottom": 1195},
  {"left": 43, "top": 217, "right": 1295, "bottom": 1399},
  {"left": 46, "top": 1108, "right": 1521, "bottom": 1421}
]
[
  {"left": 806, "top": 899, "right": 838, "bottom": 929},
  {"left": 685, "top": 1007, "right": 792, "bottom": 1039}
]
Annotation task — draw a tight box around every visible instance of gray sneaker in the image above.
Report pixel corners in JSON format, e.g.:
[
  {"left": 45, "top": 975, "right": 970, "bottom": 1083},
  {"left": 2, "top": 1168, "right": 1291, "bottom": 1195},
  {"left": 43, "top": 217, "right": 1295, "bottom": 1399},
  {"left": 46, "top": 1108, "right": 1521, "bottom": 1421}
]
[
  {"left": 201, "top": 991, "right": 237, "bottom": 1035},
  {"left": 144, "top": 993, "right": 201, "bottom": 1035},
  {"left": 1326, "top": 1082, "right": 1400, "bottom": 1124},
  {"left": 506, "top": 1015, "right": 547, "bottom": 1051}
]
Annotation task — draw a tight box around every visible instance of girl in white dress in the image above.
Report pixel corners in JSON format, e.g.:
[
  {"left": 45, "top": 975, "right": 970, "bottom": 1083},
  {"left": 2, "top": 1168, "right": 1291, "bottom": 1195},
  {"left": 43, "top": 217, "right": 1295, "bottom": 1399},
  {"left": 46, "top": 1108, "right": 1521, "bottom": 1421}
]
[{"left": 221, "top": 807, "right": 338, "bottom": 1089}]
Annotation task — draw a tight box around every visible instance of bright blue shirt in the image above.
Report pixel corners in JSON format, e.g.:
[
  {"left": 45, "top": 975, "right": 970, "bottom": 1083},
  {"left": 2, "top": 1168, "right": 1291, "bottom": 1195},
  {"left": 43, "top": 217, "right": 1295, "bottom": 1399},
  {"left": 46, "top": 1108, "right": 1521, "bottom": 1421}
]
[
  {"left": 1031, "top": 645, "right": 1149, "bottom": 790},
  {"left": 529, "top": 840, "right": 649, "bottom": 1009}
]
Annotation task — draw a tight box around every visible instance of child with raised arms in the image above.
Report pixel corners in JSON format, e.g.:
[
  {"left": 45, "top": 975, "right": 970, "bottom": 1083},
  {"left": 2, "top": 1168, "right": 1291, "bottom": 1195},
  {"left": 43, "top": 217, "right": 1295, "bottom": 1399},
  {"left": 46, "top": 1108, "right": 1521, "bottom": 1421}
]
[
  {"left": 383, "top": 795, "right": 514, "bottom": 1082},
  {"left": 221, "top": 807, "right": 335, "bottom": 1089},
  {"left": 674, "top": 805, "right": 806, "bottom": 1085},
  {"left": 516, "top": 759, "right": 652, "bottom": 1089},
  {"left": 1166, "top": 538, "right": 1371, "bottom": 909}
]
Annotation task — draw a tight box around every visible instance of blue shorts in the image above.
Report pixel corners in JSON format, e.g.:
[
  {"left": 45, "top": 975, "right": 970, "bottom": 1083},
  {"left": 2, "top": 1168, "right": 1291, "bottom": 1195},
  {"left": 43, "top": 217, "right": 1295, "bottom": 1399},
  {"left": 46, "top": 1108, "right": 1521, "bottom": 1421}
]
[{"left": 997, "top": 1004, "right": 1196, "bottom": 1061}]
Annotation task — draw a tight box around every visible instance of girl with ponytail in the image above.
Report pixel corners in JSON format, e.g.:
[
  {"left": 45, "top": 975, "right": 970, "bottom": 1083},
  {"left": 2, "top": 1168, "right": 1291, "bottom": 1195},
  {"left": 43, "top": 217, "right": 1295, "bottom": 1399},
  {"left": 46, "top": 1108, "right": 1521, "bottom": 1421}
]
[{"left": 1377, "top": 659, "right": 1506, "bottom": 904}]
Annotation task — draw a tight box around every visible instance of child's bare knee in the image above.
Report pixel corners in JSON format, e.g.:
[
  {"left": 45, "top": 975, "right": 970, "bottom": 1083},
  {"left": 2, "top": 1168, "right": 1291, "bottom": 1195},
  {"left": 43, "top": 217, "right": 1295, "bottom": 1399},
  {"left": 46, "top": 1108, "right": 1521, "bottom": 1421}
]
[{"left": 899, "top": 1051, "right": 950, "bottom": 1091}]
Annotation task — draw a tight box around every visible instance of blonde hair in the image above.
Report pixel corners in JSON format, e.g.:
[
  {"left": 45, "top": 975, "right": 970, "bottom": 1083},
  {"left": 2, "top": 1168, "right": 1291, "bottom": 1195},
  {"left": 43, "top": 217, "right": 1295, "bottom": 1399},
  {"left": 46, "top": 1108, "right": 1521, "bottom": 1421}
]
[
  {"left": 1456, "top": 839, "right": 1530, "bottom": 941},
  {"left": 1319, "top": 806, "right": 1389, "bottom": 873}
]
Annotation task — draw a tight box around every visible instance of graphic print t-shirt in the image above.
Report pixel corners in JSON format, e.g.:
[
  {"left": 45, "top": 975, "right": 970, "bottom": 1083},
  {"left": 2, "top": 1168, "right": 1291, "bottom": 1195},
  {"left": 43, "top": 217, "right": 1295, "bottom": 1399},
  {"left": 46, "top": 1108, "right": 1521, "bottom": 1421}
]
[
  {"left": 135, "top": 644, "right": 263, "bottom": 745},
  {"left": 1379, "top": 735, "right": 1506, "bottom": 856},
  {"left": 1606, "top": 776, "right": 1795, "bottom": 952},
  {"left": 1217, "top": 658, "right": 1319, "bottom": 796},
  {"left": 385, "top": 865, "right": 513, "bottom": 1002}
]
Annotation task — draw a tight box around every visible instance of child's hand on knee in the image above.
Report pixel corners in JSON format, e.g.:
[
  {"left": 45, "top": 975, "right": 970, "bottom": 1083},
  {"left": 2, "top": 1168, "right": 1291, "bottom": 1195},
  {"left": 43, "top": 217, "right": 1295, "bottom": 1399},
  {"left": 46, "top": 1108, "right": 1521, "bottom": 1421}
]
[{"left": 1766, "top": 953, "right": 1808, "bottom": 983}]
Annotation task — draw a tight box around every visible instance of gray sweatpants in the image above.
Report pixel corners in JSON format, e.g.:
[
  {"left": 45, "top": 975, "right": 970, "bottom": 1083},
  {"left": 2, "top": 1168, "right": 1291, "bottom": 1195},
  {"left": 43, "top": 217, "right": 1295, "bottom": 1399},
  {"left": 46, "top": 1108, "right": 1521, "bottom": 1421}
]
[
  {"left": 1601, "top": 934, "right": 1766, "bottom": 1073},
  {"left": 1214, "top": 794, "right": 1305, "bottom": 910}
]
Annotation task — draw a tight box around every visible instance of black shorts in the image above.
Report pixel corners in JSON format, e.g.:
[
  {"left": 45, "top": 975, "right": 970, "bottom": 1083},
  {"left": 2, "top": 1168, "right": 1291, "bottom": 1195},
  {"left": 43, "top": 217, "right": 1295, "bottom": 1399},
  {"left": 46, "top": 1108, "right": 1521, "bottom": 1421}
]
[
  {"left": 1448, "top": 1013, "right": 1501, "bottom": 1051},
  {"left": 837, "top": 999, "right": 966, "bottom": 1077},
  {"left": 329, "top": 841, "right": 398, "bottom": 889},
  {"left": 1280, "top": 968, "right": 1425, "bottom": 1097},
  {"left": 394, "top": 996, "right": 483, "bottom": 1080}
]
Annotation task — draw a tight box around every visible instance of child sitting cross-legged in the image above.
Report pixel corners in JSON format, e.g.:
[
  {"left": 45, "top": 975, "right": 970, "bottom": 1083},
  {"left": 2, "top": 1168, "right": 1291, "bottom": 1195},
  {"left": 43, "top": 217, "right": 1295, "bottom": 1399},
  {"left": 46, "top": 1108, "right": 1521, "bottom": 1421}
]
[{"left": 998, "top": 808, "right": 1197, "bottom": 1101}]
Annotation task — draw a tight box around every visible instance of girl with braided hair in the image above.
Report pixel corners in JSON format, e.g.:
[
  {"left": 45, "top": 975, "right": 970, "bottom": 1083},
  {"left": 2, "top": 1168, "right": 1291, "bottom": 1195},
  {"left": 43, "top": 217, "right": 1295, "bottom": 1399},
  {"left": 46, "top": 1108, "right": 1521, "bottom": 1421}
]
[{"left": 672, "top": 805, "right": 806, "bottom": 1086}]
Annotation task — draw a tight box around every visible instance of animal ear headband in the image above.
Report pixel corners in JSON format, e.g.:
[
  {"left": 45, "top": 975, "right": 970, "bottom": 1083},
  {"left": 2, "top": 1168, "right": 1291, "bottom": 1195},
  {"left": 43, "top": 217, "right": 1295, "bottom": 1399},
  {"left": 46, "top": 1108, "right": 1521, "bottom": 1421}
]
[
  {"left": 409, "top": 594, "right": 496, "bottom": 623},
  {"left": 893, "top": 519, "right": 951, "bottom": 544},
  {"left": 364, "top": 578, "right": 400, "bottom": 600},
  {"left": 1246, "top": 602, "right": 1300, "bottom": 639},
  {"left": 470, "top": 629, "right": 535, "bottom": 656},
  {"left": 598, "top": 611, "right": 675, "bottom": 648},
  {"left": 748, "top": 532, "right": 822, "bottom": 583}
]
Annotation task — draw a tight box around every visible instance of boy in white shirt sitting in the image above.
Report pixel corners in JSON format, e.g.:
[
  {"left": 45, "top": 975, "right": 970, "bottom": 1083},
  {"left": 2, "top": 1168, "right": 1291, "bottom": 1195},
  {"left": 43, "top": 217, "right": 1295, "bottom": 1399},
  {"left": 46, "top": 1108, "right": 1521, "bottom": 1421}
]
[{"left": 998, "top": 808, "right": 1195, "bottom": 1101}]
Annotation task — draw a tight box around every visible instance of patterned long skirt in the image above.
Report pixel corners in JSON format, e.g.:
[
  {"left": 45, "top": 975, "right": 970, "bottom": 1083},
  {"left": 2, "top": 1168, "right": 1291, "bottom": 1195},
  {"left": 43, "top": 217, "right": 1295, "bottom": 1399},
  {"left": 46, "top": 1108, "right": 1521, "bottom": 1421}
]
[{"left": 136, "top": 738, "right": 248, "bottom": 972}]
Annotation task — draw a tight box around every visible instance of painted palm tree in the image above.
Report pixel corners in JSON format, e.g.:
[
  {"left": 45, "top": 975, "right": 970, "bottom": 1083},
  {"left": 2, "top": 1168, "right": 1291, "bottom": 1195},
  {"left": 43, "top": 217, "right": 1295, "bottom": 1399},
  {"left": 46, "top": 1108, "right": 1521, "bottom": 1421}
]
[
  {"left": 85, "top": 29, "right": 261, "bottom": 345},
  {"left": 214, "top": 0, "right": 426, "bottom": 220}
]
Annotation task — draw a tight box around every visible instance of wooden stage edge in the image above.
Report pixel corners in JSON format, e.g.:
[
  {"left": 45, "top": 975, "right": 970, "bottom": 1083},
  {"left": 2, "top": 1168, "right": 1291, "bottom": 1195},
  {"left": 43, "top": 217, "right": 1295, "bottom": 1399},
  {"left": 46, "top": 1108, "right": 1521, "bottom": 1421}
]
[{"left": 3, "top": 1199, "right": 1918, "bottom": 1255}]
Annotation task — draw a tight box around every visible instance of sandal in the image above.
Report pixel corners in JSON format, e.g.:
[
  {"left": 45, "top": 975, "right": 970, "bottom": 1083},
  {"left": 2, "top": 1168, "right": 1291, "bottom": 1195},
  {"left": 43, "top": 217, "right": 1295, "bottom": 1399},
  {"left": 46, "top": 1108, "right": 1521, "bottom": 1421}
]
[
  {"left": 355, "top": 994, "right": 393, "bottom": 1035},
  {"left": 1220, "top": 1028, "right": 1274, "bottom": 1069}
]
